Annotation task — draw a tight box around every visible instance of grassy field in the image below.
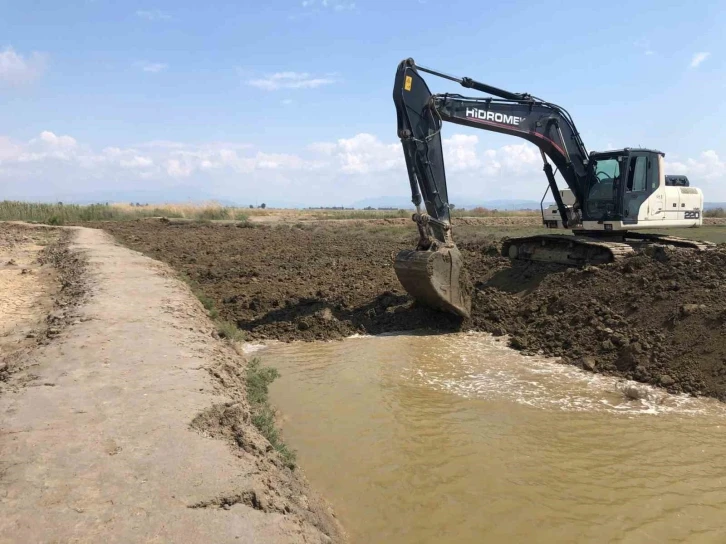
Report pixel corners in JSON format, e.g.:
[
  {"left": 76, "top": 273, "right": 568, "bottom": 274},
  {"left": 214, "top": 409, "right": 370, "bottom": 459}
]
[
  {"left": 642, "top": 226, "right": 726, "bottom": 244},
  {"left": 0, "top": 201, "right": 250, "bottom": 224}
]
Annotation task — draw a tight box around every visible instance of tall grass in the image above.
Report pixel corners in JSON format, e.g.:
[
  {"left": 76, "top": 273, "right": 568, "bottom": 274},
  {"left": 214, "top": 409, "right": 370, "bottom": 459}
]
[
  {"left": 705, "top": 208, "right": 726, "bottom": 218},
  {"left": 0, "top": 201, "right": 249, "bottom": 224}
]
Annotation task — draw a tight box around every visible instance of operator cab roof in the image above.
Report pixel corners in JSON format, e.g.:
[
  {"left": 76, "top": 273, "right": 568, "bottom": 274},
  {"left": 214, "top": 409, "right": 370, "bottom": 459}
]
[{"left": 590, "top": 148, "right": 665, "bottom": 157}]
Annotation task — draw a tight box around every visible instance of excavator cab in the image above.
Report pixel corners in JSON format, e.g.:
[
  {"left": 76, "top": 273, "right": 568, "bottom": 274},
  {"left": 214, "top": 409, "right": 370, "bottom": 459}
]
[
  {"left": 585, "top": 153, "right": 625, "bottom": 220},
  {"left": 583, "top": 149, "right": 663, "bottom": 225}
]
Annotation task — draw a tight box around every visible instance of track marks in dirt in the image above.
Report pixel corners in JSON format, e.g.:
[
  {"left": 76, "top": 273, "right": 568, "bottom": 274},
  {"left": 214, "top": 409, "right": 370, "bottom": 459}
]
[{"left": 0, "top": 225, "right": 87, "bottom": 390}]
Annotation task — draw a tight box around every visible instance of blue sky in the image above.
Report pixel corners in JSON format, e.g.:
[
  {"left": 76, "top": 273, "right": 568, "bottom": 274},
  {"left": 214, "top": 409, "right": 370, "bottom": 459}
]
[{"left": 1, "top": 0, "right": 724, "bottom": 205}]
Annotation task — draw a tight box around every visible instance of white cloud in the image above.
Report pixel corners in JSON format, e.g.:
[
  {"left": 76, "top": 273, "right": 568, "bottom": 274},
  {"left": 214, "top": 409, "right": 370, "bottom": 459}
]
[
  {"left": 38, "top": 131, "right": 77, "bottom": 149},
  {"left": 2, "top": 129, "right": 723, "bottom": 205},
  {"left": 690, "top": 52, "right": 710, "bottom": 68},
  {"left": 136, "top": 62, "right": 168, "bottom": 73},
  {"left": 665, "top": 150, "right": 724, "bottom": 182},
  {"left": 120, "top": 156, "right": 154, "bottom": 169},
  {"left": 16, "top": 131, "right": 79, "bottom": 162},
  {"left": 0, "top": 46, "right": 47, "bottom": 86},
  {"left": 307, "top": 133, "right": 400, "bottom": 174},
  {"left": 633, "top": 38, "right": 654, "bottom": 56},
  {"left": 443, "top": 134, "right": 480, "bottom": 171},
  {"left": 307, "top": 141, "right": 337, "bottom": 155},
  {"left": 135, "top": 9, "right": 171, "bottom": 20},
  {"left": 247, "top": 71, "right": 335, "bottom": 91},
  {"left": 302, "top": 0, "right": 355, "bottom": 10}
]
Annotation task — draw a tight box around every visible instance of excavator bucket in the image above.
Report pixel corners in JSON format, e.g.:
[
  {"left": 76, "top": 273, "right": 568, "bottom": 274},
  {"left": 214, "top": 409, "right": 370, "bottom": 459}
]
[
  {"left": 394, "top": 246, "right": 472, "bottom": 318},
  {"left": 392, "top": 59, "right": 471, "bottom": 318}
]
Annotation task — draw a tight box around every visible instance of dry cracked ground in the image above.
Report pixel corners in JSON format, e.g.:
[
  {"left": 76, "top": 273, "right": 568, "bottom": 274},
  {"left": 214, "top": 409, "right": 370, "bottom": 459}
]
[{"left": 0, "top": 223, "right": 343, "bottom": 544}]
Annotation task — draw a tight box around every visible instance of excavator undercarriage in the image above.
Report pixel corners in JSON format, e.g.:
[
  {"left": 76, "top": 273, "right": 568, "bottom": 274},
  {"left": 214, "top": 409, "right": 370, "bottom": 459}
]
[
  {"left": 391, "top": 58, "right": 710, "bottom": 318},
  {"left": 502, "top": 233, "right": 715, "bottom": 266}
]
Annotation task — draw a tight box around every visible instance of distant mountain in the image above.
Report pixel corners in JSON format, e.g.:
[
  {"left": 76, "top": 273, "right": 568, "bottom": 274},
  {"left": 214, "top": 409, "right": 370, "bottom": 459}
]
[{"left": 704, "top": 202, "right": 726, "bottom": 210}]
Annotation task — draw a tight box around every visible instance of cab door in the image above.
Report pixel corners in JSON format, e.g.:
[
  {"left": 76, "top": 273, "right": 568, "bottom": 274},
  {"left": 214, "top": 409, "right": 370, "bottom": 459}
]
[{"left": 622, "top": 153, "right": 651, "bottom": 222}]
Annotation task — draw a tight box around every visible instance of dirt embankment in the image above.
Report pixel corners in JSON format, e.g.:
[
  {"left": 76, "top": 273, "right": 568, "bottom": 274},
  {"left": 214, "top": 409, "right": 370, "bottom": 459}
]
[
  {"left": 98, "top": 220, "right": 726, "bottom": 400},
  {"left": 0, "top": 225, "right": 344, "bottom": 543}
]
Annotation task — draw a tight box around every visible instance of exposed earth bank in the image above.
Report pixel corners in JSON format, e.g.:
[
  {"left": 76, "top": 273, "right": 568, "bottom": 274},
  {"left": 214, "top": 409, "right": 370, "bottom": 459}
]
[
  {"left": 98, "top": 220, "right": 726, "bottom": 401},
  {"left": 0, "top": 225, "right": 343, "bottom": 543}
]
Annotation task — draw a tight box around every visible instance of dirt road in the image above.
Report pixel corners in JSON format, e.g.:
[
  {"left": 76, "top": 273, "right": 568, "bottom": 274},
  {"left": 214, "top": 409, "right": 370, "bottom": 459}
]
[{"left": 0, "top": 227, "right": 342, "bottom": 543}]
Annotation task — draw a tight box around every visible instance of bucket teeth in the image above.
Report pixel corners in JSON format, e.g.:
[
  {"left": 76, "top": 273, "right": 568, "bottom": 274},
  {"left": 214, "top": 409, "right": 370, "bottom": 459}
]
[{"left": 393, "top": 246, "right": 472, "bottom": 318}]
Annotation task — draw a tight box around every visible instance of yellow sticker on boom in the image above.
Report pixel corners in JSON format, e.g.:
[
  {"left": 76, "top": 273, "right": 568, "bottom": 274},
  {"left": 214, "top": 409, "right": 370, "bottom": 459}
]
[{"left": 404, "top": 75, "right": 412, "bottom": 91}]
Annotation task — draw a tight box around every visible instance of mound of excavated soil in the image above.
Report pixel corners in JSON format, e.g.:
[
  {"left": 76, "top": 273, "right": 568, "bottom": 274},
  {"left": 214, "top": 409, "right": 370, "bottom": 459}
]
[
  {"left": 98, "top": 220, "right": 726, "bottom": 400},
  {"left": 468, "top": 248, "right": 726, "bottom": 399}
]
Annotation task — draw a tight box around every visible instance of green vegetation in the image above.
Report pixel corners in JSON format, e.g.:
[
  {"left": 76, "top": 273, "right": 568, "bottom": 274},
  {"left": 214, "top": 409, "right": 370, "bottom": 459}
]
[
  {"left": 181, "top": 273, "right": 219, "bottom": 318},
  {"left": 180, "top": 273, "right": 292, "bottom": 466},
  {"left": 705, "top": 208, "right": 726, "bottom": 218},
  {"left": 246, "top": 358, "right": 296, "bottom": 469},
  {"left": 641, "top": 226, "right": 726, "bottom": 244},
  {"left": 0, "top": 201, "right": 248, "bottom": 224},
  {"left": 216, "top": 319, "right": 246, "bottom": 343}
]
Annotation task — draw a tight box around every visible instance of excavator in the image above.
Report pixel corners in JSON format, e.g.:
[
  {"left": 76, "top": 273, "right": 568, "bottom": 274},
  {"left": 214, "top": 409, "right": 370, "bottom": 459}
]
[{"left": 393, "top": 58, "right": 708, "bottom": 318}]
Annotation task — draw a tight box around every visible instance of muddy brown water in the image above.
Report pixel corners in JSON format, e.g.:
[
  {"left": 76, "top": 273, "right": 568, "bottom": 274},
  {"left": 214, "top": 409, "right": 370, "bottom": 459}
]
[{"left": 256, "top": 332, "right": 726, "bottom": 543}]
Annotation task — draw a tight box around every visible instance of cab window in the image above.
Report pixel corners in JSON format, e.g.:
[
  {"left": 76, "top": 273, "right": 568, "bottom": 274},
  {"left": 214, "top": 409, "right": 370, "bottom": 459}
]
[
  {"left": 633, "top": 156, "right": 647, "bottom": 191},
  {"left": 626, "top": 156, "right": 648, "bottom": 192}
]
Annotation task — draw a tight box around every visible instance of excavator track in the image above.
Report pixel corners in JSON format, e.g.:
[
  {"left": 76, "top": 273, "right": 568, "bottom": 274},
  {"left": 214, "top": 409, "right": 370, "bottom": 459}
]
[{"left": 502, "top": 233, "right": 715, "bottom": 266}]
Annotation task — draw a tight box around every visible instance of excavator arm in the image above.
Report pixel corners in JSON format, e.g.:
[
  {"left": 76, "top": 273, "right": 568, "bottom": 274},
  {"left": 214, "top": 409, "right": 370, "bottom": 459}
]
[
  {"left": 392, "top": 58, "right": 591, "bottom": 318},
  {"left": 394, "top": 58, "right": 591, "bottom": 233}
]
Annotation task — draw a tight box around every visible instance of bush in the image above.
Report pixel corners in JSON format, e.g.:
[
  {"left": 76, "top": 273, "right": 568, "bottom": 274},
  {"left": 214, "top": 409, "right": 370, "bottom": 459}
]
[{"left": 217, "top": 320, "right": 246, "bottom": 343}]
